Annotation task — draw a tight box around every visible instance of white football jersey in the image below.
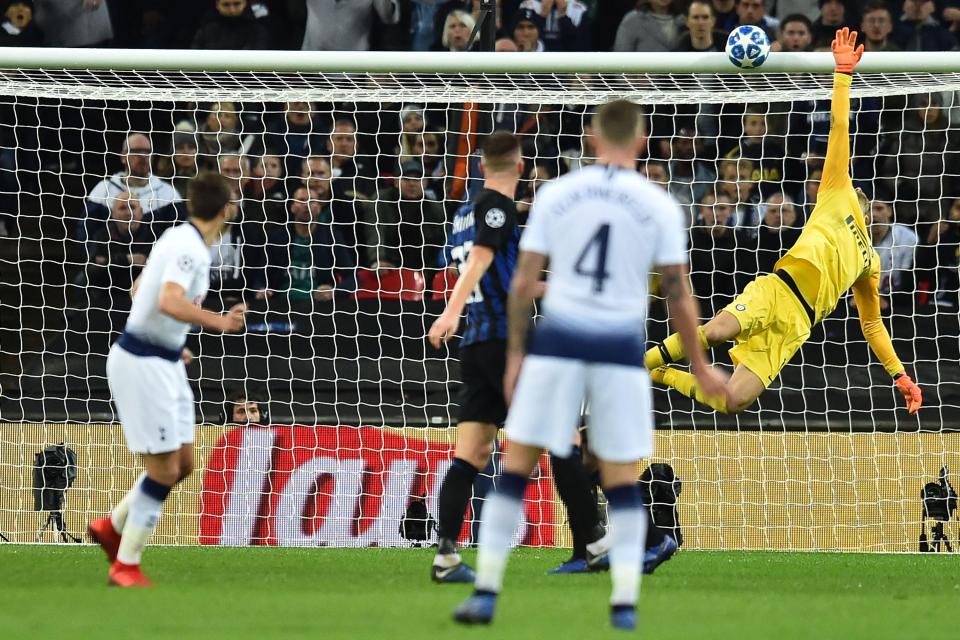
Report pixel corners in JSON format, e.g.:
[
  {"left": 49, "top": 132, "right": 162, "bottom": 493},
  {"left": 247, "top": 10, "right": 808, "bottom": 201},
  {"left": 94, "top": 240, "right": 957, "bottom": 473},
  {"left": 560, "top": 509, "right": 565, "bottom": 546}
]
[
  {"left": 125, "top": 222, "right": 212, "bottom": 350},
  {"left": 521, "top": 164, "right": 687, "bottom": 329}
]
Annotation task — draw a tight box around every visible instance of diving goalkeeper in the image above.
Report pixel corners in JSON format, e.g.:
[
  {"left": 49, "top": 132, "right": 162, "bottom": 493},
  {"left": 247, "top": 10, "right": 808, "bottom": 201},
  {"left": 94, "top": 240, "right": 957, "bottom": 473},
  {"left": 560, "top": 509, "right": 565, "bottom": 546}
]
[{"left": 646, "top": 28, "right": 923, "bottom": 416}]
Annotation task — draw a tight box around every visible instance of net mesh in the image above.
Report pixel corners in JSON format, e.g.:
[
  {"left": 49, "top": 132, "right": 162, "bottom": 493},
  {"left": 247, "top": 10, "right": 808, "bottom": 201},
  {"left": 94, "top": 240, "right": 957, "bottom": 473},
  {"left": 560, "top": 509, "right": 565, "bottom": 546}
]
[{"left": 0, "top": 68, "right": 958, "bottom": 550}]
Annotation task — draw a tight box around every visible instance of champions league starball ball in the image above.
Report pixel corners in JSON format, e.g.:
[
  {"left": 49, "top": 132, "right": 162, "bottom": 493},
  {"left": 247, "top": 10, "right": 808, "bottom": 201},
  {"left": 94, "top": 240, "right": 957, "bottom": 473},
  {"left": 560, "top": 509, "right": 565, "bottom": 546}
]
[{"left": 725, "top": 25, "right": 771, "bottom": 69}]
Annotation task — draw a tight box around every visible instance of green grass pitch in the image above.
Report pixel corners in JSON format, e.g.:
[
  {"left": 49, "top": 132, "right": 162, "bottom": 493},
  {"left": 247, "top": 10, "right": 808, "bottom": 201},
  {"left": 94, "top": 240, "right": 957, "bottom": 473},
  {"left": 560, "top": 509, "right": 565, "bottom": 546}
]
[{"left": 2, "top": 545, "right": 957, "bottom": 639}]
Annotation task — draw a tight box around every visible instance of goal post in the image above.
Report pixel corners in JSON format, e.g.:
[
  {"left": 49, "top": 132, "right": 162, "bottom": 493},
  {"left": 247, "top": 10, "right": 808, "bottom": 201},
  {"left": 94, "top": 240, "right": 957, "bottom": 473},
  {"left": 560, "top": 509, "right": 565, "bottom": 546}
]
[{"left": 0, "top": 49, "right": 958, "bottom": 550}]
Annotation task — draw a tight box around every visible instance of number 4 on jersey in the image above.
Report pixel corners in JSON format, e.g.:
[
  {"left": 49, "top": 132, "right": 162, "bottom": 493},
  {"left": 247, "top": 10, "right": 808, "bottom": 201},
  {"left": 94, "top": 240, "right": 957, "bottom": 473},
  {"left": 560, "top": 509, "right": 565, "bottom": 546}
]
[{"left": 574, "top": 223, "right": 611, "bottom": 293}]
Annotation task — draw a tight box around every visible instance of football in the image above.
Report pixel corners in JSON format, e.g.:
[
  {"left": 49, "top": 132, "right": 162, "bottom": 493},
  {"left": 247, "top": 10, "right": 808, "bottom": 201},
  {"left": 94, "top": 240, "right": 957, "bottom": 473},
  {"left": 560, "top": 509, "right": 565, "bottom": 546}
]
[{"left": 725, "top": 25, "right": 771, "bottom": 69}]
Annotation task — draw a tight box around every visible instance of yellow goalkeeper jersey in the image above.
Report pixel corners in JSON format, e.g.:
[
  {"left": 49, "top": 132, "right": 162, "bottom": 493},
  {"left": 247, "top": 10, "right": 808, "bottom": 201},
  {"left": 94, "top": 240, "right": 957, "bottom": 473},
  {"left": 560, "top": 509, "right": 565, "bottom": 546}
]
[{"left": 774, "top": 72, "right": 903, "bottom": 375}]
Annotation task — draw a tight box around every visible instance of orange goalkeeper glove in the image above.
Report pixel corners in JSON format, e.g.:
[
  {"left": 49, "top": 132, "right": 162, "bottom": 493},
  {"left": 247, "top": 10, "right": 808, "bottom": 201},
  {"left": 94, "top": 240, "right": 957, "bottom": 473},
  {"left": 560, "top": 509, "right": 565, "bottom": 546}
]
[
  {"left": 832, "top": 27, "right": 864, "bottom": 74},
  {"left": 894, "top": 373, "right": 922, "bottom": 415}
]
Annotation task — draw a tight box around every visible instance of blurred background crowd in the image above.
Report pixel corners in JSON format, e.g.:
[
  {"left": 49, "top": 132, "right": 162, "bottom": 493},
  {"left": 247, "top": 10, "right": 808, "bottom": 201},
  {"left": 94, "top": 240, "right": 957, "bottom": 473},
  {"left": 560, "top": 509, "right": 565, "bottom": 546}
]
[{"left": 0, "top": 0, "right": 957, "bottom": 321}]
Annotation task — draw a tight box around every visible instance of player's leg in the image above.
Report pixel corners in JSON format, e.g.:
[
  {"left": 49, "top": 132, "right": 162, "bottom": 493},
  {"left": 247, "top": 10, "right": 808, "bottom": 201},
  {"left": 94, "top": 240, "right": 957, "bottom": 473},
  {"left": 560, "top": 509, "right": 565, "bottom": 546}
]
[
  {"left": 433, "top": 420, "right": 498, "bottom": 582},
  {"left": 643, "top": 310, "right": 741, "bottom": 369},
  {"left": 454, "top": 355, "right": 584, "bottom": 625},
  {"left": 586, "top": 363, "right": 655, "bottom": 631},
  {"left": 434, "top": 341, "right": 508, "bottom": 582},
  {"left": 549, "top": 428, "right": 608, "bottom": 574},
  {"left": 101, "top": 443, "right": 194, "bottom": 545},
  {"left": 653, "top": 362, "right": 766, "bottom": 414}
]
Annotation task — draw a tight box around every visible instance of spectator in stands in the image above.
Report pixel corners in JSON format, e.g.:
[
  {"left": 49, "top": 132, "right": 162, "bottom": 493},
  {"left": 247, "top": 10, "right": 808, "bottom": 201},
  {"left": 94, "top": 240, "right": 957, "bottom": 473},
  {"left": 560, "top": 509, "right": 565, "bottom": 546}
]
[
  {"left": 690, "top": 190, "right": 740, "bottom": 314},
  {"left": 192, "top": 0, "right": 269, "bottom": 50},
  {"left": 264, "top": 102, "right": 327, "bottom": 178},
  {"left": 329, "top": 118, "right": 378, "bottom": 201},
  {"left": 754, "top": 192, "right": 802, "bottom": 274},
  {"left": 265, "top": 184, "right": 356, "bottom": 304},
  {"left": 34, "top": 0, "right": 112, "bottom": 47},
  {"left": 923, "top": 197, "right": 960, "bottom": 308},
  {"left": 717, "top": 156, "right": 759, "bottom": 228},
  {"left": 495, "top": 36, "right": 519, "bottom": 51},
  {"left": 85, "top": 191, "right": 154, "bottom": 292},
  {"left": 437, "top": 8, "right": 475, "bottom": 51},
  {"left": 516, "top": 162, "right": 554, "bottom": 214},
  {"left": 729, "top": 0, "right": 779, "bottom": 39},
  {"left": 511, "top": 8, "right": 546, "bottom": 51},
  {"left": 301, "top": 154, "right": 332, "bottom": 199},
  {"left": 667, "top": 126, "right": 717, "bottom": 221},
  {"left": 879, "top": 92, "right": 960, "bottom": 222},
  {"left": 859, "top": 2, "right": 899, "bottom": 52},
  {"left": 894, "top": 0, "right": 956, "bottom": 51},
  {"left": 801, "top": 166, "right": 821, "bottom": 217},
  {"left": 560, "top": 119, "right": 596, "bottom": 172},
  {"left": 415, "top": 131, "right": 446, "bottom": 196},
  {"left": 362, "top": 160, "right": 447, "bottom": 270},
  {"left": 641, "top": 160, "right": 669, "bottom": 188},
  {"left": 725, "top": 109, "right": 786, "bottom": 184},
  {"left": 196, "top": 102, "right": 246, "bottom": 168},
  {"left": 772, "top": 13, "right": 814, "bottom": 52},
  {"left": 518, "top": 0, "right": 592, "bottom": 51},
  {"left": 168, "top": 131, "right": 199, "bottom": 199},
  {"left": 207, "top": 154, "right": 266, "bottom": 306},
  {"left": 614, "top": 0, "right": 682, "bottom": 52},
  {"left": 812, "top": 0, "right": 857, "bottom": 48},
  {"left": 776, "top": 0, "right": 820, "bottom": 21},
  {"left": 944, "top": 2, "right": 960, "bottom": 34},
  {"left": 867, "top": 199, "right": 919, "bottom": 298},
  {"left": 83, "top": 133, "right": 182, "bottom": 242},
  {"left": 674, "top": 0, "right": 726, "bottom": 52},
  {"left": 244, "top": 154, "right": 287, "bottom": 226},
  {"left": 0, "top": 1, "right": 43, "bottom": 46},
  {"left": 410, "top": 0, "right": 459, "bottom": 51},
  {"left": 711, "top": 0, "right": 736, "bottom": 31},
  {"left": 301, "top": 0, "right": 400, "bottom": 50}
]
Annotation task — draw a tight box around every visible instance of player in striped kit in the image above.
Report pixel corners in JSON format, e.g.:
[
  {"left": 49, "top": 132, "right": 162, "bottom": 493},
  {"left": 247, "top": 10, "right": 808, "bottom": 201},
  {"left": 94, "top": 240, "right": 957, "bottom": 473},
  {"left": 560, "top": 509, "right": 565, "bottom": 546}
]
[
  {"left": 453, "top": 100, "right": 728, "bottom": 630},
  {"left": 86, "top": 172, "right": 246, "bottom": 587}
]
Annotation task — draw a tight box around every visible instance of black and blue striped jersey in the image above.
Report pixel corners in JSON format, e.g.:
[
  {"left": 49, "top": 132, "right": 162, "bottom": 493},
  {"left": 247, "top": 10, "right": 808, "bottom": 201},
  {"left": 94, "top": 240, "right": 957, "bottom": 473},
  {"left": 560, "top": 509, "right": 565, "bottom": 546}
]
[{"left": 444, "top": 188, "right": 520, "bottom": 347}]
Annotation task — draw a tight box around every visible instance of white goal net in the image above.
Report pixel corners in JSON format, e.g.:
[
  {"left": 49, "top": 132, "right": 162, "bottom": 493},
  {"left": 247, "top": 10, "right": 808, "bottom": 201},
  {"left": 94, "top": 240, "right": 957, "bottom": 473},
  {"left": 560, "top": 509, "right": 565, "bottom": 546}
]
[{"left": 1, "top": 52, "right": 959, "bottom": 551}]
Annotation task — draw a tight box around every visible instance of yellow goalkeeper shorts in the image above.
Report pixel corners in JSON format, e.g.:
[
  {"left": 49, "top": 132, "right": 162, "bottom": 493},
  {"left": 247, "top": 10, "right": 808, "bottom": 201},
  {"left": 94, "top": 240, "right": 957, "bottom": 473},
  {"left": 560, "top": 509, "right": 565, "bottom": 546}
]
[{"left": 722, "top": 273, "right": 813, "bottom": 388}]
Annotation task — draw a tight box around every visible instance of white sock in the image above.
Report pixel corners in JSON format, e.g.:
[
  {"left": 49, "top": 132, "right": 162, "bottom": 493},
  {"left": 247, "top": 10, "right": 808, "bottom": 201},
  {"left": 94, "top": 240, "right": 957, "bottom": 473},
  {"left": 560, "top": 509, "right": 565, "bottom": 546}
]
[
  {"left": 116, "top": 478, "right": 169, "bottom": 565},
  {"left": 111, "top": 472, "right": 146, "bottom": 533},
  {"left": 474, "top": 490, "right": 525, "bottom": 594},
  {"left": 607, "top": 503, "right": 646, "bottom": 607}
]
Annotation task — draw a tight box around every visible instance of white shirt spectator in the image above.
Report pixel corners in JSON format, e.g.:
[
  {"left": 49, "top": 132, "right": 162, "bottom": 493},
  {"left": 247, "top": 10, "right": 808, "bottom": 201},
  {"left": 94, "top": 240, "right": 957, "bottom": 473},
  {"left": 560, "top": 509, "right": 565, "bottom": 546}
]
[
  {"left": 874, "top": 223, "right": 919, "bottom": 294},
  {"left": 35, "top": 0, "right": 113, "bottom": 47},
  {"left": 301, "top": 0, "right": 399, "bottom": 51},
  {"left": 88, "top": 173, "right": 182, "bottom": 217}
]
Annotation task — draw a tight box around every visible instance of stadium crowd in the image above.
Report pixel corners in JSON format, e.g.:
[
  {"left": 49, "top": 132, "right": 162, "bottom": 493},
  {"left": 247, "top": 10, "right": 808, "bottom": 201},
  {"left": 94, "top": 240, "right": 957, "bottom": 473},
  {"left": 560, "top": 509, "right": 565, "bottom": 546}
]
[{"left": 1, "top": 0, "right": 959, "bottom": 317}]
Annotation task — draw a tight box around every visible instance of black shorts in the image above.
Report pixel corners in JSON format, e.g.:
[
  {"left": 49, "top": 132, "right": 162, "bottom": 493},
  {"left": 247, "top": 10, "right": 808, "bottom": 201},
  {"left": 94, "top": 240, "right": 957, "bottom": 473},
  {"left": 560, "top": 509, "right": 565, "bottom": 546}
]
[{"left": 457, "top": 340, "right": 507, "bottom": 426}]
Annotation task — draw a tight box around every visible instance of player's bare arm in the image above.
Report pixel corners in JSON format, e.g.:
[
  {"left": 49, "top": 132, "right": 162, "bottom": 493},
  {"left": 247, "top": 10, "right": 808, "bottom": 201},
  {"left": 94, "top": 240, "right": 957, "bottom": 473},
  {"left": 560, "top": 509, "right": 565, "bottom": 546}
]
[
  {"left": 428, "top": 244, "right": 495, "bottom": 348},
  {"left": 503, "top": 250, "right": 548, "bottom": 404},
  {"left": 658, "top": 264, "right": 729, "bottom": 400},
  {"left": 158, "top": 282, "right": 246, "bottom": 333}
]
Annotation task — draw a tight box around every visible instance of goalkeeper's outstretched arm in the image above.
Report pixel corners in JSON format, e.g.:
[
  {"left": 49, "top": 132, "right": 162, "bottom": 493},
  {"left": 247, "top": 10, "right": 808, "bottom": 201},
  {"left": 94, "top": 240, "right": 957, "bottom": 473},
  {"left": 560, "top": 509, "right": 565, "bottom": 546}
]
[
  {"left": 820, "top": 27, "right": 862, "bottom": 192},
  {"left": 851, "top": 264, "right": 923, "bottom": 415}
]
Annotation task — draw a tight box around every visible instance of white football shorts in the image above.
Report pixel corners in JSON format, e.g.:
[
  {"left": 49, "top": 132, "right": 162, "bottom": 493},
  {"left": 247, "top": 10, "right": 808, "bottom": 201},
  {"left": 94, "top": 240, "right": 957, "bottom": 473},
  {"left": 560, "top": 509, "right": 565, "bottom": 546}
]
[
  {"left": 106, "top": 342, "right": 195, "bottom": 454},
  {"left": 505, "top": 355, "right": 653, "bottom": 463}
]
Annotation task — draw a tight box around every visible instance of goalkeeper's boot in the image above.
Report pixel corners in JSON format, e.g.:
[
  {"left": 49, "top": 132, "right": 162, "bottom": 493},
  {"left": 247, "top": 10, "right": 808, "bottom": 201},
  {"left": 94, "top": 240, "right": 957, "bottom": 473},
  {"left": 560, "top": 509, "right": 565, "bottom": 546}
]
[
  {"left": 452, "top": 591, "right": 497, "bottom": 625},
  {"left": 643, "top": 535, "right": 678, "bottom": 575},
  {"left": 547, "top": 557, "right": 591, "bottom": 574},
  {"left": 87, "top": 517, "right": 121, "bottom": 564},
  {"left": 107, "top": 561, "right": 153, "bottom": 588},
  {"left": 610, "top": 605, "right": 637, "bottom": 631},
  {"left": 586, "top": 532, "right": 611, "bottom": 572}
]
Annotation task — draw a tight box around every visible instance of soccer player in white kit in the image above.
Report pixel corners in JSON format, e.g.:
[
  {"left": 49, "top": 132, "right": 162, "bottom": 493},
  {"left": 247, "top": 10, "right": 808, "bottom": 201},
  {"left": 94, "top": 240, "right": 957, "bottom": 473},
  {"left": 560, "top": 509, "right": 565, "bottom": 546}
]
[
  {"left": 453, "top": 100, "right": 730, "bottom": 630},
  {"left": 87, "top": 172, "right": 246, "bottom": 587}
]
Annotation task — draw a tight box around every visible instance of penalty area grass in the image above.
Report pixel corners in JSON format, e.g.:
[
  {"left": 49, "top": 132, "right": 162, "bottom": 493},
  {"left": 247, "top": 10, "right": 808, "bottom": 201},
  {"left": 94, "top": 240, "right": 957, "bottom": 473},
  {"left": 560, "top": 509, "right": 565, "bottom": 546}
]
[{"left": 0, "top": 545, "right": 957, "bottom": 639}]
